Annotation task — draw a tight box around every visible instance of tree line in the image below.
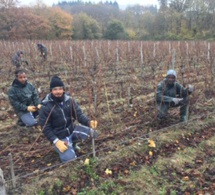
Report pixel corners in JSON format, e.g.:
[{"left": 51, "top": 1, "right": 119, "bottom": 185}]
[{"left": 0, "top": 0, "right": 215, "bottom": 40}]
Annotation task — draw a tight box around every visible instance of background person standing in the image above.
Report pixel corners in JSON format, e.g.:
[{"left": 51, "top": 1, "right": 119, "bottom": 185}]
[{"left": 37, "top": 43, "right": 47, "bottom": 60}]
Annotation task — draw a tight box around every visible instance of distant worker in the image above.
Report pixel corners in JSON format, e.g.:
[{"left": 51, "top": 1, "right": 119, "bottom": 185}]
[
  {"left": 39, "top": 75, "right": 98, "bottom": 162},
  {"left": 37, "top": 43, "right": 47, "bottom": 60},
  {"left": 12, "top": 51, "right": 28, "bottom": 69},
  {"left": 156, "top": 69, "right": 194, "bottom": 122},
  {"left": 8, "top": 69, "right": 41, "bottom": 126}
]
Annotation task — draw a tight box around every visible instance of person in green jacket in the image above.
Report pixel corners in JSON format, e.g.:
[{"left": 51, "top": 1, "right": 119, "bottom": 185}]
[
  {"left": 156, "top": 69, "right": 194, "bottom": 122},
  {"left": 8, "top": 69, "right": 42, "bottom": 126}
]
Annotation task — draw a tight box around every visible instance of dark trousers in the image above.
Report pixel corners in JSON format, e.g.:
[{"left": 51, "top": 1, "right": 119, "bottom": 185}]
[{"left": 157, "top": 99, "right": 188, "bottom": 122}]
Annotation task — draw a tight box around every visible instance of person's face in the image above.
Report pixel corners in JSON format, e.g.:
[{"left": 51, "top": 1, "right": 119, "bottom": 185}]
[
  {"left": 51, "top": 87, "right": 64, "bottom": 97},
  {"left": 166, "top": 75, "right": 176, "bottom": 85},
  {"left": 17, "top": 73, "right": 27, "bottom": 84}
]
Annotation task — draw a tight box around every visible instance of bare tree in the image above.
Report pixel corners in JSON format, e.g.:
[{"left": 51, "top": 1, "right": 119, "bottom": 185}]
[{"left": 0, "top": 0, "right": 19, "bottom": 8}]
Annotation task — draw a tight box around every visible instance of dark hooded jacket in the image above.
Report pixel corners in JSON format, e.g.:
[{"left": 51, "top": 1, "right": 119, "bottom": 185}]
[
  {"left": 12, "top": 51, "right": 23, "bottom": 67},
  {"left": 156, "top": 78, "right": 188, "bottom": 104},
  {"left": 37, "top": 44, "right": 47, "bottom": 56},
  {"left": 8, "top": 79, "right": 41, "bottom": 117},
  {"left": 39, "top": 93, "right": 90, "bottom": 142}
]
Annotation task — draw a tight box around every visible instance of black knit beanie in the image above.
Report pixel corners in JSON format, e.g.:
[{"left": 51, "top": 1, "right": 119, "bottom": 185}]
[{"left": 50, "top": 76, "right": 64, "bottom": 91}]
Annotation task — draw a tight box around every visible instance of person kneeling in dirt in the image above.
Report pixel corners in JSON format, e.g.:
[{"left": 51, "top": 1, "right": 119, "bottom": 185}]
[
  {"left": 12, "top": 51, "right": 28, "bottom": 69},
  {"left": 39, "top": 75, "right": 98, "bottom": 162},
  {"left": 156, "top": 69, "right": 194, "bottom": 122},
  {"left": 37, "top": 43, "right": 47, "bottom": 60},
  {"left": 8, "top": 69, "right": 42, "bottom": 127}
]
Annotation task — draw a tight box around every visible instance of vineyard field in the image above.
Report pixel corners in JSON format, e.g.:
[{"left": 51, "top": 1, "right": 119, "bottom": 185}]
[{"left": 0, "top": 40, "right": 214, "bottom": 194}]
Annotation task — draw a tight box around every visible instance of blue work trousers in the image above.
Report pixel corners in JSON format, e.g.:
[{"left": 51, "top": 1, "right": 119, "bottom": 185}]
[
  {"left": 20, "top": 112, "right": 38, "bottom": 126},
  {"left": 54, "top": 124, "right": 93, "bottom": 162}
]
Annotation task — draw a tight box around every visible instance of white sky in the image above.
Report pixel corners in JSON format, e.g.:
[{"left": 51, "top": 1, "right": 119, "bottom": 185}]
[{"left": 19, "top": 0, "right": 159, "bottom": 8}]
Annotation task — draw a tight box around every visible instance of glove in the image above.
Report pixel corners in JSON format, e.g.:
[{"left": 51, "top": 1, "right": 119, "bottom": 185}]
[
  {"left": 27, "top": 106, "right": 37, "bottom": 112},
  {"left": 187, "top": 84, "right": 194, "bottom": 93},
  {"left": 89, "top": 120, "right": 98, "bottom": 129},
  {"left": 37, "top": 104, "right": 42, "bottom": 110},
  {"left": 55, "top": 140, "right": 68, "bottom": 153},
  {"left": 172, "top": 98, "right": 183, "bottom": 105}
]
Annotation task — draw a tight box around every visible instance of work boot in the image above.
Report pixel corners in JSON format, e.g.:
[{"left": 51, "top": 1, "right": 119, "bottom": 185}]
[
  {"left": 17, "top": 119, "right": 25, "bottom": 127},
  {"left": 180, "top": 101, "right": 188, "bottom": 122},
  {"left": 180, "top": 115, "right": 188, "bottom": 122},
  {"left": 157, "top": 115, "right": 167, "bottom": 121}
]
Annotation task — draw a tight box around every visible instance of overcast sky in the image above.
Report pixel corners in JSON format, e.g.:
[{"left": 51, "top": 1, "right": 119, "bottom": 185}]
[{"left": 19, "top": 0, "right": 159, "bottom": 8}]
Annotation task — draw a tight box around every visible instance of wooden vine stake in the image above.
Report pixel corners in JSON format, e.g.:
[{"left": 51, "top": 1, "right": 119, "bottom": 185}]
[
  {"left": 115, "top": 40, "right": 119, "bottom": 79},
  {"left": 108, "top": 40, "right": 110, "bottom": 56},
  {"left": 49, "top": 43, "right": 52, "bottom": 57},
  {"left": 92, "top": 135, "right": 96, "bottom": 158},
  {"left": 207, "top": 42, "right": 210, "bottom": 61},
  {"left": 94, "top": 47, "right": 99, "bottom": 115},
  {"left": 172, "top": 49, "right": 176, "bottom": 70},
  {"left": 0, "top": 168, "right": 6, "bottom": 195},
  {"left": 83, "top": 44, "right": 87, "bottom": 67},
  {"left": 153, "top": 42, "right": 156, "bottom": 58},
  {"left": 8, "top": 153, "right": 16, "bottom": 188},
  {"left": 70, "top": 46, "right": 73, "bottom": 62},
  {"left": 140, "top": 41, "right": 144, "bottom": 78}
]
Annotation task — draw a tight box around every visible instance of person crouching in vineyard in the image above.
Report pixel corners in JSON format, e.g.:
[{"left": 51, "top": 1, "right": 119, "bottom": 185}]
[
  {"left": 8, "top": 69, "right": 42, "bottom": 127},
  {"left": 12, "top": 51, "right": 28, "bottom": 69},
  {"left": 156, "top": 69, "right": 194, "bottom": 122},
  {"left": 39, "top": 75, "right": 98, "bottom": 162},
  {"left": 37, "top": 43, "right": 47, "bottom": 60}
]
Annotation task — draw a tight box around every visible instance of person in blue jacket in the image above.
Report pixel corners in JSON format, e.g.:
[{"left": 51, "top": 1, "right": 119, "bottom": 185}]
[
  {"left": 8, "top": 69, "right": 41, "bottom": 126},
  {"left": 156, "top": 69, "right": 194, "bottom": 122},
  {"left": 39, "top": 75, "right": 98, "bottom": 162}
]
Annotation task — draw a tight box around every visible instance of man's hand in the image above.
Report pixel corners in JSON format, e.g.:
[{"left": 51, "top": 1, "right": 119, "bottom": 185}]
[
  {"left": 27, "top": 106, "right": 37, "bottom": 112},
  {"left": 37, "top": 104, "right": 42, "bottom": 110},
  {"left": 187, "top": 84, "right": 194, "bottom": 93},
  {"left": 89, "top": 120, "right": 98, "bottom": 129},
  {"left": 55, "top": 140, "right": 68, "bottom": 153},
  {"left": 172, "top": 98, "right": 183, "bottom": 105}
]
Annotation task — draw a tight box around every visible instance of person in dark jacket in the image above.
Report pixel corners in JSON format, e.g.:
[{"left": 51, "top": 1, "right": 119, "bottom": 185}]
[
  {"left": 12, "top": 51, "right": 28, "bottom": 68},
  {"left": 8, "top": 69, "right": 41, "bottom": 126},
  {"left": 39, "top": 75, "right": 98, "bottom": 162},
  {"left": 156, "top": 69, "right": 194, "bottom": 122},
  {"left": 37, "top": 43, "right": 47, "bottom": 60}
]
